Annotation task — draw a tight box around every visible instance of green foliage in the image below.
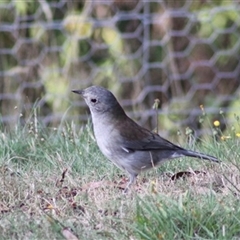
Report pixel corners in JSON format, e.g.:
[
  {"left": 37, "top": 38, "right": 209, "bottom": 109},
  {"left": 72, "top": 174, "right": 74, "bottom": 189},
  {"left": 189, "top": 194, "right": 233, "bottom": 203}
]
[
  {"left": 63, "top": 15, "right": 93, "bottom": 39},
  {"left": 14, "top": 0, "right": 38, "bottom": 16},
  {"left": 196, "top": 3, "right": 239, "bottom": 38},
  {"left": 227, "top": 99, "right": 240, "bottom": 132},
  {"left": 1, "top": 0, "right": 239, "bottom": 136}
]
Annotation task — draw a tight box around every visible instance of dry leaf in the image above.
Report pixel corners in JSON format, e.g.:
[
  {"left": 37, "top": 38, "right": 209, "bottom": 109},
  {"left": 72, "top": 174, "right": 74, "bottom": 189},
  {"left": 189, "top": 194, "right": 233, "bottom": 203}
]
[{"left": 171, "top": 170, "right": 206, "bottom": 180}]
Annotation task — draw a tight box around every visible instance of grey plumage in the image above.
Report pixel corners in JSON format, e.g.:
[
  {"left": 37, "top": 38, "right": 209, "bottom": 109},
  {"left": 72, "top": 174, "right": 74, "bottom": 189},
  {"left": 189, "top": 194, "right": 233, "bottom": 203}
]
[{"left": 72, "top": 86, "right": 219, "bottom": 192}]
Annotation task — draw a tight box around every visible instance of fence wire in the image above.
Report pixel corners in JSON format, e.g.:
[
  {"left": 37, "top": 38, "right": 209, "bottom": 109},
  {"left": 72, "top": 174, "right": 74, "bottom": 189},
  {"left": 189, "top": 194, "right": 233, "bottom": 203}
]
[{"left": 0, "top": 0, "right": 240, "bottom": 139}]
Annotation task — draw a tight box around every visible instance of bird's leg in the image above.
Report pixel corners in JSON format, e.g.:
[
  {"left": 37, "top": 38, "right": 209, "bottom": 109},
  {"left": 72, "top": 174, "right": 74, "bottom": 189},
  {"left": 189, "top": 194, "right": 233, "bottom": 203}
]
[
  {"left": 149, "top": 151, "right": 155, "bottom": 168},
  {"left": 123, "top": 173, "right": 137, "bottom": 193}
]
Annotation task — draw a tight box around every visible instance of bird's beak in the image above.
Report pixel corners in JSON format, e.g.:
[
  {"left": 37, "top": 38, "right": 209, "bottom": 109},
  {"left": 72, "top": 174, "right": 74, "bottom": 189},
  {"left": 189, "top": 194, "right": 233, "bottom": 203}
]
[{"left": 72, "top": 89, "right": 84, "bottom": 95}]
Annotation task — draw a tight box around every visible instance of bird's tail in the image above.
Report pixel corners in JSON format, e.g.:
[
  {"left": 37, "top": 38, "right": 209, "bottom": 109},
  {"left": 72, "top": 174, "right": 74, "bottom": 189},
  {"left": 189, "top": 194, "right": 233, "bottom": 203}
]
[{"left": 180, "top": 149, "right": 220, "bottom": 163}]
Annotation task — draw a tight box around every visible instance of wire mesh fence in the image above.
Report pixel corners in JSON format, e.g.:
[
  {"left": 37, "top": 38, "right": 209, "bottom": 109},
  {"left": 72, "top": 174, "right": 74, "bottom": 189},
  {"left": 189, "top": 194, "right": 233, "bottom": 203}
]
[{"left": 0, "top": 0, "right": 240, "bottom": 138}]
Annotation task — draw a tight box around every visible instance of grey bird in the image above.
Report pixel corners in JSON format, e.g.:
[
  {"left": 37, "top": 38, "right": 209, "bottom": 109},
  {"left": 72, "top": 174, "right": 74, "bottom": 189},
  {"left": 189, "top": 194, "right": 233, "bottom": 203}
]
[{"left": 72, "top": 86, "right": 219, "bottom": 191}]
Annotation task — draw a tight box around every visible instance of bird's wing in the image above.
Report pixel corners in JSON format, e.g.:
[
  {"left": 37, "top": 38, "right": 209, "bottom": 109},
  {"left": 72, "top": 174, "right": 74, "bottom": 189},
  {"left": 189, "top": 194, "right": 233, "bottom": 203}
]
[
  {"left": 118, "top": 119, "right": 220, "bottom": 163},
  {"left": 116, "top": 117, "right": 183, "bottom": 153},
  {"left": 121, "top": 131, "right": 183, "bottom": 152}
]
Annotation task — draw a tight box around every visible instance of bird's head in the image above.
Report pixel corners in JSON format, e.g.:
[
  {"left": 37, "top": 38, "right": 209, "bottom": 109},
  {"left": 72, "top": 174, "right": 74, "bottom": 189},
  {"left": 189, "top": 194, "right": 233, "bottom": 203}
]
[{"left": 72, "top": 86, "right": 123, "bottom": 116}]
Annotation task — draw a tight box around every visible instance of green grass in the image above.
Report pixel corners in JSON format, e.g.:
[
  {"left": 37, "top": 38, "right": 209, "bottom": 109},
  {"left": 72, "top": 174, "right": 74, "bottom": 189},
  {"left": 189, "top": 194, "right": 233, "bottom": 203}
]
[{"left": 0, "top": 119, "right": 240, "bottom": 240}]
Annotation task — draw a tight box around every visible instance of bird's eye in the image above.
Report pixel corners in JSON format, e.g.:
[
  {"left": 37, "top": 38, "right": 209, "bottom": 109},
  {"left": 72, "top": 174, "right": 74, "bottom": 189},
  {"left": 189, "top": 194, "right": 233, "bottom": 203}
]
[{"left": 90, "top": 98, "right": 97, "bottom": 103}]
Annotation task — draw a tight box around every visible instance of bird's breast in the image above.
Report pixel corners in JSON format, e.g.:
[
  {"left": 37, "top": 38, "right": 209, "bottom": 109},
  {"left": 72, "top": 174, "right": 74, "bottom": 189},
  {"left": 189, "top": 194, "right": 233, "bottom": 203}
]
[{"left": 92, "top": 119, "right": 117, "bottom": 159}]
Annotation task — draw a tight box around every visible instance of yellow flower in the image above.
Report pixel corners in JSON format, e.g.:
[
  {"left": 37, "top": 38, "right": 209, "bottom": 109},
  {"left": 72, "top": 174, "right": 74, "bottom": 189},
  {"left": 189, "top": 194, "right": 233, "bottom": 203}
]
[
  {"left": 213, "top": 120, "right": 220, "bottom": 127},
  {"left": 236, "top": 133, "right": 240, "bottom": 138},
  {"left": 221, "top": 135, "right": 231, "bottom": 140}
]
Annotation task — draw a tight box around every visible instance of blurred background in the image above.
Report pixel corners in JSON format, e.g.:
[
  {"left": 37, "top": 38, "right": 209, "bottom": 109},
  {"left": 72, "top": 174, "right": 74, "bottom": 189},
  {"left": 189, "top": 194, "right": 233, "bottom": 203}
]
[{"left": 0, "top": 0, "right": 240, "bottom": 139}]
